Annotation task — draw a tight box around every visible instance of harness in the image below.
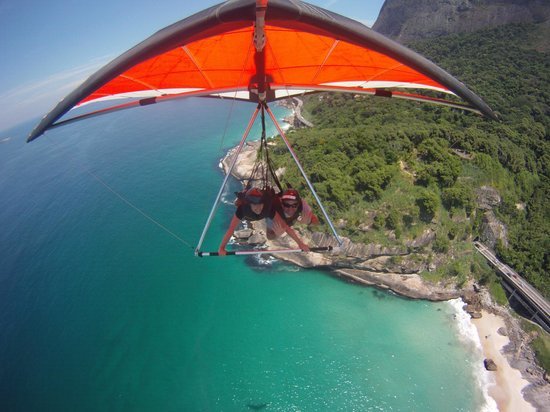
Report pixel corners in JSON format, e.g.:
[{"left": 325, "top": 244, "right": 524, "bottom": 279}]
[{"left": 236, "top": 105, "right": 284, "bottom": 206}]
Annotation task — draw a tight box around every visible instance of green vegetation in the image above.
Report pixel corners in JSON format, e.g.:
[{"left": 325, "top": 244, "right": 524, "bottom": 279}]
[
  {"left": 271, "top": 23, "right": 549, "bottom": 298},
  {"left": 521, "top": 320, "right": 550, "bottom": 373}
]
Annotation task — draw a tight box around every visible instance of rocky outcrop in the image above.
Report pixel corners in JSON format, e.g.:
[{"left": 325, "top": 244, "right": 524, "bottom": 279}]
[
  {"left": 475, "top": 186, "right": 509, "bottom": 249},
  {"left": 476, "top": 186, "right": 501, "bottom": 210},
  {"left": 234, "top": 229, "right": 253, "bottom": 239},
  {"left": 480, "top": 210, "right": 509, "bottom": 249},
  {"left": 373, "top": 0, "right": 550, "bottom": 43},
  {"left": 221, "top": 141, "right": 260, "bottom": 180},
  {"left": 333, "top": 269, "right": 462, "bottom": 301},
  {"left": 484, "top": 358, "right": 498, "bottom": 371},
  {"left": 236, "top": 225, "right": 463, "bottom": 300}
]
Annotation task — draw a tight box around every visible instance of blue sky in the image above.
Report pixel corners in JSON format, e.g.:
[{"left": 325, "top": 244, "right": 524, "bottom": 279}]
[{"left": 0, "top": 0, "right": 385, "bottom": 132}]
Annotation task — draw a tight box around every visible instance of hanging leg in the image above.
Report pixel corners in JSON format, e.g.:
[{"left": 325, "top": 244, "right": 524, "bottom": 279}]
[
  {"left": 194, "top": 105, "right": 261, "bottom": 255},
  {"left": 264, "top": 103, "right": 343, "bottom": 247}
]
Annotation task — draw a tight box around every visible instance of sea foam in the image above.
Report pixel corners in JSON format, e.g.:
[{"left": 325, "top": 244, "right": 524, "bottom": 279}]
[{"left": 447, "top": 298, "right": 498, "bottom": 412}]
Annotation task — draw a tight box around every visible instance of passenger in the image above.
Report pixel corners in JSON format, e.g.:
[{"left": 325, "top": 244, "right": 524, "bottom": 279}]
[
  {"left": 266, "top": 189, "right": 319, "bottom": 239},
  {"left": 218, "top": 187, "right": 309, "bottom": 255}
]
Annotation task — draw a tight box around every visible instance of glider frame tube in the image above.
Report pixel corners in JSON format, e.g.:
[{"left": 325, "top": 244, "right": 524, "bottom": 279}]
[
  {"left": 264, "top": 103, "right": 343, "bottom": 247},
  {"left": 195, "top": 100, "right": 343, "bottom": 256},
  {"left": 194, "top": 104, "right": 261, "bottom": 255},
  {"left": 198, "top": 246, "right": 332, "bottom": 257}
]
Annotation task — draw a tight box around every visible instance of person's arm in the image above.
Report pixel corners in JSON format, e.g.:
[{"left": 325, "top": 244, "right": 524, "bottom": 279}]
[
  {"left": 302, "top": 201, "right": 319, "bottom": 225},
  {"left": 309, "top": 212, "right": 320, "bottom": 226},
  {"left": 274, "top": 213, "right": 310, "bottom": 251},
  {"left": 218, "top": 214, "right": 241, "bottom": 256}
]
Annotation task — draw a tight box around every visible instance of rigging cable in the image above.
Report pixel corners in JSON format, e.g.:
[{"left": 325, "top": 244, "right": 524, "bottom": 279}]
[
  {"left": 86, "top": 170, "right": 195, "bottom": 250},
  {"left": 46, "top": 135, "right": 196, "bottom": 251}
]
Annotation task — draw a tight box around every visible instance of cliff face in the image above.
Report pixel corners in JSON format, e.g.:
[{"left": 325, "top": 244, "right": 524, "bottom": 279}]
[{"left": 372, "top": 0, "right": 550, "bottom": 43}]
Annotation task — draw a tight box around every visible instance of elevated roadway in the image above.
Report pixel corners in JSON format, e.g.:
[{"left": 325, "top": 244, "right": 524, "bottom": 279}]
[{"left": 474, "top": 241, "right": 550, "bottom": 333}]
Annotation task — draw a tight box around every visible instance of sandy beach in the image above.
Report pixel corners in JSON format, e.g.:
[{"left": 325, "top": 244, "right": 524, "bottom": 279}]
[{"left": 472, "top": 311, "right": 535, "bottom": 412}]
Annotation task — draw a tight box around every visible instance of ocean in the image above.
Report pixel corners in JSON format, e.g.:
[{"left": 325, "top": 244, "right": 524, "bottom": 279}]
[{"left": 0, "top": 98, "right": 493, "bottom": 411}]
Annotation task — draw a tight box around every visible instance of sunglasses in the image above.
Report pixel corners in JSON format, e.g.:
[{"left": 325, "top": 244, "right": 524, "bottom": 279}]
[
  {"left": 283, "top": 202, "right": 299, "bottom": 208},
  {"left": 246, "top": 196, "right": 263, "bottom": 204}
]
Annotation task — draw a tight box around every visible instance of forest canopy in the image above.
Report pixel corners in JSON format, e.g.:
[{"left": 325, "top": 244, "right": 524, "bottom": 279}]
[{"left": 271, "top": 23, "right": 549, "bottom": 297}]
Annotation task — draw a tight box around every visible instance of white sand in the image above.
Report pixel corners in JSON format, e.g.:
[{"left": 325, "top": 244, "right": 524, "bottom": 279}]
[{"left": 472, "top": 311, "right": 535, "bottom": 412}]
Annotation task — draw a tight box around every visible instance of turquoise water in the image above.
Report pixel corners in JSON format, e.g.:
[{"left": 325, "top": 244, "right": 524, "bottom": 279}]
[{"left": 1, "top": 99, "right": 487, "bottom": 411}]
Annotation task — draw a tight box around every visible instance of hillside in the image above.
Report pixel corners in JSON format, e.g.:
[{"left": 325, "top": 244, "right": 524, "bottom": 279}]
[
  {"left": 373, "top": 0, "right": 550, "bottom": 47},
  {"left": 270, "top": 23, "right": 549, "bottom": 299}
]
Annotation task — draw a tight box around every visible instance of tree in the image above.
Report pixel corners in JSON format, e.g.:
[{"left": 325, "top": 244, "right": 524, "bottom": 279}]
[
  {"left": 442, "top": 182, "right": 474, "bottom": 212},
  {"left": 417, "top": 189, "right": 439, "bottom": 222}
]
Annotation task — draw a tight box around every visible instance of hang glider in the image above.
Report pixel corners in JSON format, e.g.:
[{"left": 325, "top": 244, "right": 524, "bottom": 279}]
[
  {"left": 28, "top": 0, "right": 496, "bottom": 142},
  {"left": 27, "top": 0, "right": 497, "bottom": 256}
]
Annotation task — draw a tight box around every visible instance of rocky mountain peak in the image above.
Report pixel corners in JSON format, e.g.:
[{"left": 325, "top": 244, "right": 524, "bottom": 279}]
[{"left": 372, "top": 0, "right": 550, "bottom": 43}]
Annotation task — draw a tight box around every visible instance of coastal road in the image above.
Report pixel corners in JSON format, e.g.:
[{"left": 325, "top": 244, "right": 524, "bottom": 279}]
[
  {"left": 292, "top": 97, "right": 314, "bottom": 128},
  {"left": 474, "top": 241, "right": 550, "bottom": 332}
]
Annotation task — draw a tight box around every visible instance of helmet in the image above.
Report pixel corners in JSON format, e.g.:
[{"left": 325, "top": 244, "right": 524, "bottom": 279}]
[
  {"left": 281, "top": 189, "right": 300, "bottom": 203},
  {"left": 245, "top": 187, "right": 264, "bottom": 204}
]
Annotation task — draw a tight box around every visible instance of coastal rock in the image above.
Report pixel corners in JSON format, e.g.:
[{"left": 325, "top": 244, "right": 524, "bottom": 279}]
[
  {"left": 526, "top": 367, "right": 537, "bottom": 376},
  {"left": 334, "top": 268, "right": 462, "bottom": 301},
  {"left": 497, "top": 326, "right": 508, "bottom": 336},
  {"left": 248, "top": 233, "right": 267, "bottom": 245},
  {"left": 221, "top": 141, "right": 260, "bottom": 181},
  {"left": 464, "top": 301, "right": 483, "bottom": 316},
  {"left": 234, "top": 229, "right": 253, "bottom": 239},
  {"left": 308, "top": 232, "right": 410, "bottom": 262},
  {"left": 462, "top": 290, "right": 481, "bottom": 306},
  {"left": 264, "top": 233, "right": 332, "bottom": 267},
  {"left": 484, "top": 358, "right": 498, "bottom": 371},
  {"left": 356, "top": 255, "right": 425, "bottom": 274}
]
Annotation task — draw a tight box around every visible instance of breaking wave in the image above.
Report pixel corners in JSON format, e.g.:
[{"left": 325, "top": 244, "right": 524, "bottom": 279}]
[{"left": 447, "top": 298, "right": 498, "bottom": 412}]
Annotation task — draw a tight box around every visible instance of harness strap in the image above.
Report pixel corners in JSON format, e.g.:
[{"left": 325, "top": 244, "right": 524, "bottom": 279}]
[
  {"left": 242, "top": 104, "right": 284, "bottom": 193},
  {"left": 262, "top": 107, "right": 283, "bottom": 192}
]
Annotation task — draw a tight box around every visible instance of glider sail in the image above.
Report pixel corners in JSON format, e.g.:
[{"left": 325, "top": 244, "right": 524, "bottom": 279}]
[{"left": 28, "top": 0, "right": 496, "bottom": 142}]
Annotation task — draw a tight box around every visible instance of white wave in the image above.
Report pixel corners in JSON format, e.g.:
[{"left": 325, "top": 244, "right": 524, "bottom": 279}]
[
  {"left": 447, "top": 298, "right": 498, "bottom": 412},
  {"left": 220, "top": 192, "right": 235, "bottom": 206},
  {"left": 253, "top": 253, "right": 277, "bottom": 266},
  {"left": 279, "top": 121, "right": 291, "bottom": 131}
]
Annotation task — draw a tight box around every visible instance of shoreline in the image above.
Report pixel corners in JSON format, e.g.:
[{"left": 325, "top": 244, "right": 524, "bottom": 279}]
[
  {"left": 328, "top": 262, "right": 547, "bottom": 412},
  {"left": 220, "top": 98, "right": 549, "bottom": 412},
  {"left": 471, "top": 310, "right": 535, "bottom": 412},
  {"left": 332, "top": 268, "right": 545, "bottom": 411}
]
